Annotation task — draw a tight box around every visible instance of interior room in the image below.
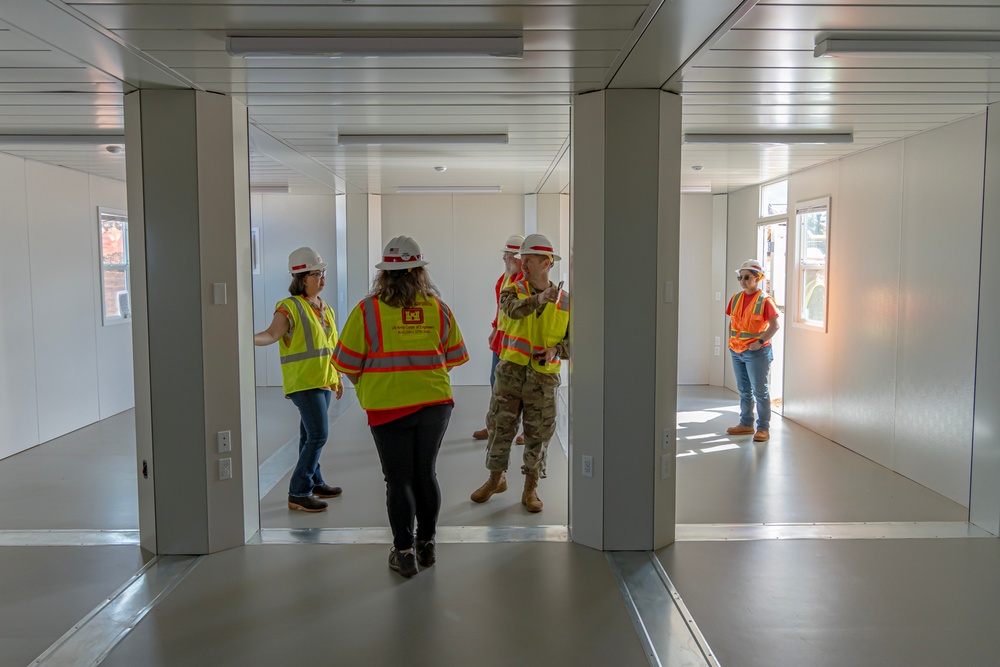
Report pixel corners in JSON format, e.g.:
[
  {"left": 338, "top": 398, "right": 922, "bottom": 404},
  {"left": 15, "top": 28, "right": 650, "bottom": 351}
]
[{"left": 1, "top": 1, "right": 999, "bottom": 666}]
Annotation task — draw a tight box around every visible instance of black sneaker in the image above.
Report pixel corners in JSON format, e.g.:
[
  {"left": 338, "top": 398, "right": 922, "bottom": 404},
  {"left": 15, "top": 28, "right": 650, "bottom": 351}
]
[
  {"left": 287, "top": 495, "right": 328, "bottom": 512},
  {"left": 388, "top": 548, "right": 418, "bottom": 578},
  {"left": 312, "top": 483, "right": 343, "bottom": 498},
  {"left": 416, "top": 540, "right": 436, "bottom": 568}
]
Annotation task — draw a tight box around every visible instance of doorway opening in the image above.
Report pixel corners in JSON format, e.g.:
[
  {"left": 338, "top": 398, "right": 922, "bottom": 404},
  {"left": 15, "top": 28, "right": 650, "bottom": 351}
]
[{"left": 757, "top": 221, "right": 786, "bottom": 414}]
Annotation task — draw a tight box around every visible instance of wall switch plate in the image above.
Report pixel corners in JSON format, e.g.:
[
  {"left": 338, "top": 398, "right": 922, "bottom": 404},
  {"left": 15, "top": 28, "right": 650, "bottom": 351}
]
[
  {"left": 219, "top": 458, "right": 232, "bottom": 480},
  {"left": 714, "top": 346, "right": 721, "bottom": 356},
  {"left": 715, "top": 291, "right": 721, "bottom": 301},
  {"left": 582, "top": 455, "right": 593, "bottom": 478},
  {"left": 660, "top": 454, "right": 672, "bottom": 480},
  {"left": 217, "top": 430, "right": 231, "bottom": 453},
  {"left": 212, "top": 282, "right": 227, "bottom": 305},
  {"left": 714, "top": 336, "right": 721, "bottom": 346}
]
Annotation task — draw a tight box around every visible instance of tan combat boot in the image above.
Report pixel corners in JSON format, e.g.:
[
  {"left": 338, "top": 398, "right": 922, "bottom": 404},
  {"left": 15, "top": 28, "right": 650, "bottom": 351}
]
[
  {"left": 522, "top": 474, "right": 543, "bottom": 513},
  {"left": 470, "top": 470, "right": 507, "bottom": 503}
]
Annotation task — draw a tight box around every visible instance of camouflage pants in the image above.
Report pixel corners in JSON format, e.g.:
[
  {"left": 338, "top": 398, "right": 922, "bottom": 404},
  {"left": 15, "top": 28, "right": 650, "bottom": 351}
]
[{"left": 484, "top": 360, "right": 560, "bottom": 478}]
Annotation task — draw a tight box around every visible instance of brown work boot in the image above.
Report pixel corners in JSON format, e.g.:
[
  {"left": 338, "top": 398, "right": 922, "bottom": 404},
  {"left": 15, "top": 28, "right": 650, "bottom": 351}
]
[
  {"left": 515, "top": 433, "right": 525, "bottom": 445},
  {"left": 727, "top": 424, "right": 755, "bottom": 435},
  {"left": 471, "top": 470, "right": 507, "bottom": 503},
  {"left": 521, "top": 474, "right": 543, "bottom": 513},
  {"left": 753, "top": 429, "right": 770, "bottom": 442},
  {"left": 472, "top": 428, "right": 489, "bottom": 440}
]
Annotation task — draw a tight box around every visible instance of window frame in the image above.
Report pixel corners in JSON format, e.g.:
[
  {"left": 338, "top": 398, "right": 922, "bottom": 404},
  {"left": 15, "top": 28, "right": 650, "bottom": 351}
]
[
  {"left": 98, "top": 207, "right": 131, "bottom": 326},
  {"left": 793, "top": 196, "right": 831, "bottom": 332},
  {"left": 759, "top": 179, "right": 789, "bottom": 220}
]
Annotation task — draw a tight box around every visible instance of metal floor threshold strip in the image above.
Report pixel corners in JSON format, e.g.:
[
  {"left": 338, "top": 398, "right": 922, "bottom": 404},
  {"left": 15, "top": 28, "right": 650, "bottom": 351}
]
[
  {"left": 607, "top": 551, "right": 719, "bottom": 667},
  {"left": 30, "top": 555, "right": 201, "bottom": 667},
  {"left": 676, "top": 521, "right": 994, "bottom": 541},
  {"left": 253, "top": 524, "right": 570, "bottom": 544}
]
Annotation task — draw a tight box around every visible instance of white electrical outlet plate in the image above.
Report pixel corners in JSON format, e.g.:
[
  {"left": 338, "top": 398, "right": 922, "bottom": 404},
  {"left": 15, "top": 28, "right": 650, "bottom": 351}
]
[
  {"left": 660, "top": 454, "right": 672, "bottom": 480},
  {"left": 217, "top": 430, "right": 231, "bottom": 453},
  {"left": 219, "top": 458, "right": 232, "bottom": 480},
  {"left": 582, "top": 455, "right": 593, "bottom": 478}
]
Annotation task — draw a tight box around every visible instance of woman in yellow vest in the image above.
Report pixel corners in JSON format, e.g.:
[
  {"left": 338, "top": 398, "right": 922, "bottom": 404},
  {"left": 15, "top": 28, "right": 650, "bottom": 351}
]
[
  {"left": 253, "top": 247, "right": 344, "bottom": 513},
  {"left": 332, "top": 236, "right": 468, "bottom": 578},
  {"left": 726, "top": 259, "right": 780, "bottom": 442}
]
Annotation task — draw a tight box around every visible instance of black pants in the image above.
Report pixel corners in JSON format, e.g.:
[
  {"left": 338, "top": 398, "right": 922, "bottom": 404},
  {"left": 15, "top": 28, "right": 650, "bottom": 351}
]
[{"left": 370, "top": 403, "right": 453, "bottom": 551}]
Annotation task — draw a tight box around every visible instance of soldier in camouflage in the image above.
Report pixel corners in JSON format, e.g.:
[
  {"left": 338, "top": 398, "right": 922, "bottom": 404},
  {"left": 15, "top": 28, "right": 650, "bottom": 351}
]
[{"left": 470, "top": 234, "right": 569, "bottom": 513}]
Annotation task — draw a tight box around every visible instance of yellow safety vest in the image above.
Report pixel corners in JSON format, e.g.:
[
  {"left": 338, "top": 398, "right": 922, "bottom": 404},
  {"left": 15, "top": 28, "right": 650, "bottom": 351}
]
[
  {"left": 277, "top": 296, "right": 340, "bottom": 395},
  {"left": 332, "top": 296, "right": 469, "bottom": 411},
  {"left": 499, "top": 280, "right": 569, "bottom": 374},
  {"left": 728, "top": 290, "right": 773, "bottom": 353},
  {"left": 495, "top": 272, "right": 521, "bottom": 336}
]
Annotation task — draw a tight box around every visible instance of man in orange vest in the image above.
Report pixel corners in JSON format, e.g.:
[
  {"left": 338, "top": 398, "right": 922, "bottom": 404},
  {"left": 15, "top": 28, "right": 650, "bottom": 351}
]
[
  {"left": 470, "top": 234, "right": 568, "bottom": 513},
  {"left": 726, "top": 259, "right": 780, "bottom": 442},
  {"left": 473, "top": 234, "right": 525, "bottom": 446}
]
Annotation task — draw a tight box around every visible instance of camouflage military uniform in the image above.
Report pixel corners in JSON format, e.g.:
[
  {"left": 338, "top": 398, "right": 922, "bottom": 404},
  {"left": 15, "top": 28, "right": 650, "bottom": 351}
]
[{"left": 484, "top": 281, "right": 570, "bottom": 477}]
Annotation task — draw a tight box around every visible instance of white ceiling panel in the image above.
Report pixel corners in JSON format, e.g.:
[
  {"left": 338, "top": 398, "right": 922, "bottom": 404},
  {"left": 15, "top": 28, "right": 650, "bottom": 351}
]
[{"left": 2, "top": 0, "right": 1000, "bottom": 195}]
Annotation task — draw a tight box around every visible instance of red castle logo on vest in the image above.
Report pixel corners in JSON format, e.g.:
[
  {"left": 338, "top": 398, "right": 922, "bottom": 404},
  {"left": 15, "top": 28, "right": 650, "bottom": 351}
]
[{"left": 402, "top": 308, "right": 424, "bottom": 324}]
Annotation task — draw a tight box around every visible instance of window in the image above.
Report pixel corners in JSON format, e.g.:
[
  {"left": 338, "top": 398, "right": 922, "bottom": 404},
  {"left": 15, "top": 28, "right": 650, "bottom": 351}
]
[
  {"left": 794, "top": 198, "right": 830, "bottom": 330},
  {"left": 759, "top": 179, "right": 788, "bottom": 218},
  {"left": 98, "top": 207, "right": 130, "bottom": 325}
]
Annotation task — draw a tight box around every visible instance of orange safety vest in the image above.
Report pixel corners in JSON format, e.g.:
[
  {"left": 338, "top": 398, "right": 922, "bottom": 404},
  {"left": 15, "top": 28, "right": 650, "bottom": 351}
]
[
  {"left": 728, "top": 290, "right": 773, "bottom": 353},
  {"left": 499, "top": 280, "right": 569, "bottom": 374},
  {"left": 331, "top": 296, "right": 468, "bottom": 411}
]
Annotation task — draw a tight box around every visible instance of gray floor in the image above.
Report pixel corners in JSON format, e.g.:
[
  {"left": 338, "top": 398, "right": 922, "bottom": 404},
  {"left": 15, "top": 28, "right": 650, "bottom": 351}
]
[{"left": 1, "top": 385, "right": 997, "bottom": 666}]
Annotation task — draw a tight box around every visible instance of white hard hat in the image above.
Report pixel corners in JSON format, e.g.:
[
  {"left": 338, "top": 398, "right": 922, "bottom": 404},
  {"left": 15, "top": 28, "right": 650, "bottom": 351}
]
[
  {"left": 735, "top": 259, "right": 765, "bottom": 276},
  {"left": 376, "top": 236, "right": 428, "bottom": 270},
  {"left": 288, "top": 247, "right": 327, "bottom": 274},
  {"left": 502, "top": 234, "right": 525, "bottom": 254},
  {"left": 519, "top": 233, "right": 561, "bottom": 262}
]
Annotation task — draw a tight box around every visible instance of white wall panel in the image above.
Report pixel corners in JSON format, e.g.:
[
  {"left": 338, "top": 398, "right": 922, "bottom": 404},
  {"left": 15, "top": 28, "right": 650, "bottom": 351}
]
[
  {"left": 783, "top": 161, "right": 840, "bottom": 439},
  {"left": 452, "top": 195, "right": 525, "bottom": 386},
  {"left": 678, "top": 194, "right": 713, "bottom": 384},
  {"left": 709, "top": 194, "right": 728, "bottom": 387},
  {"left": 894, "top": 116, "right": 984, "bottom": 504},
  {"left": 830, "top": 142, "right": 902, "bottom": 467},
  {"left": 382, "top": 194, "right": 523, "bottom": 387},
  {"left": 0, "top": 154, "right": 39, "bottom": 458},
  {"left": 88, "top": 174, "right": 133, "bottom": 419},
  {"left": 252, "top": 194, "right": 337, "bottom": 387},
  {"left": 723, "top": 186, "right": 758, "bottom": 393},
  {"left": 26, "top": 161, "right": 100, "bottom": 442}
]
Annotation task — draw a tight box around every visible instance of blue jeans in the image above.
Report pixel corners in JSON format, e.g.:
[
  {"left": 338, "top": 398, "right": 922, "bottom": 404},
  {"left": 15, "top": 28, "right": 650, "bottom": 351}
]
[
  {"left": 490, "top": 351, "right": 500, "bottom": 388},
  {"left": 287, "top": 388, "right": 332, "bottom": 497},
  {"left": 730, "top": 346, "right": 773, "bottom": 431}
]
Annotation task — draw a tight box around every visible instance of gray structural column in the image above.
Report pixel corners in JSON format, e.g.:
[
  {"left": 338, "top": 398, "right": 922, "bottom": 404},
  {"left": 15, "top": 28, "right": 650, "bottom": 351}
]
[
  {"left": 125, "top": 90, "right": 259, "bottom": 555},
  {"left": 971, "top": 104, "right": 1000, "bottom": 535},
  {"left": 570, "top": 90, "right": 681, "bottom": 551}
]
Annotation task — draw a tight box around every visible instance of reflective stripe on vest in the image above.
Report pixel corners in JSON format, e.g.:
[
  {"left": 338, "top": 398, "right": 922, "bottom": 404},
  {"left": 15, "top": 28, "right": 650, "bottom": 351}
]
[
  {"left": 728, "top": 291, "right": 769, "bottom": 353},
  {"left": 352, "top": 297, "right": 467, "bottom": 410},
  {"left": 499, "top": 280, "right": 569, "bottom": 374},
  {"left": 277, "top": 296, "right": 339, "bottom": 394}
]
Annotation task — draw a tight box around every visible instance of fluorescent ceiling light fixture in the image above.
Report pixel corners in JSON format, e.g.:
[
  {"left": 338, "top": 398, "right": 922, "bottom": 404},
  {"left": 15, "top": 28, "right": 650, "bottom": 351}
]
[
  {"left": 815, "top": 38, "right": 1000, "bottom": 58},
  {"left": 227, "top": 35, "right": 523, "bottom": 58},
  {"left": 338, "top": 134, "right": 508, "bottom": 146},
  {"left": 0, "top": 134, "right": 125, "bottom": 145},
  {"left": 684, "top": 133, "right": 853, "bottom": 145},
  {"left": 396, "top": 186, "right": 501, "bottom": 194},
  {"left": 250, "top": 184, "right": 289, "bottom": 194},
  {"left": 681, "top": 185, "right": 712, "bottom": 194}
]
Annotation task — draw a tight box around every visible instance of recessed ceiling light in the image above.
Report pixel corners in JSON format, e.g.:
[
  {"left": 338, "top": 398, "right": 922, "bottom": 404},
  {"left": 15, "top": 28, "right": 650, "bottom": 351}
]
[
  {"left": 396, "top": 186, "right": 501, "bottom": 194},
  {"left": 815, "top": 37, "right": 1000, "bottom": 58},
  {"left": 434, "top": 166, "right": 447, "bottom": 172},
  {"left": 227, "top": 35, "right": 523, "bottom": 59},
  {"left": 683, "top": 133, "right": 853, "bottom": 145},
  {"left": 338, "top": 134, "right": 508, "bottom": 146}
]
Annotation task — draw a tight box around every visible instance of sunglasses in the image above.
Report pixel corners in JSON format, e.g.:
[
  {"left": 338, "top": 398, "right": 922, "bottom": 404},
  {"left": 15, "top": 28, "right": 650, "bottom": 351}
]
[{"left": 738, "top": 274, "right": 756, "bottom": 281}]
